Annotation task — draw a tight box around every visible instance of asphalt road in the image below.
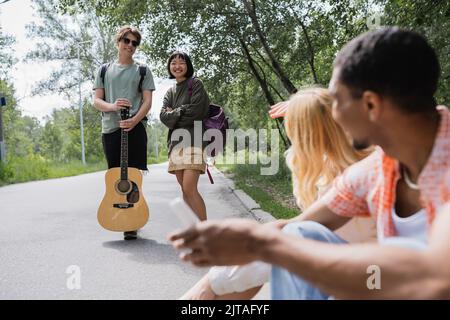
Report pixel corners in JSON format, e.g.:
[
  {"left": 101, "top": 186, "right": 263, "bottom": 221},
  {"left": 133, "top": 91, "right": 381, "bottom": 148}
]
[{"left": 0, "top": 163, "right": 267, "bottom": 299}]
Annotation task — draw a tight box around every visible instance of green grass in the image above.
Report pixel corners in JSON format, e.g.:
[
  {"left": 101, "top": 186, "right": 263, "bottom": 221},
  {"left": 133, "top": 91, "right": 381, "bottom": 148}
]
[
  {"left": 0, "top": 153, "right": 167, "bottom": 187},
  {"left": 148, "top": 152, "right": 168, "bottom": 165},
  {"left": 217, "top": 152, "right": 300, "bottom": 220},
  {"left": 235, "top": 179, "right": 299, "bottom": 220},
  {"left": 47, "top": 161, "right": 107, "bottom": 179},
  {"left": 0, "top": 155, "right": 108, "bottom": 186}
]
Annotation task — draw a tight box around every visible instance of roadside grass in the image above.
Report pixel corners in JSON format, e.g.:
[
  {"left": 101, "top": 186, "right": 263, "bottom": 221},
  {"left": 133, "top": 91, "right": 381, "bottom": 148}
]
[
  {"left": 216, "top": 151, "right": 299, "bottom": 220},
  {"left": 0, "top": 153, "right": 167, "bottom": 187},
  {"left": 47, "top": 161, "right": 107, "bottom": 179},
  {"left": 148, "top": 153, "right": 169, "bottom": 165}
]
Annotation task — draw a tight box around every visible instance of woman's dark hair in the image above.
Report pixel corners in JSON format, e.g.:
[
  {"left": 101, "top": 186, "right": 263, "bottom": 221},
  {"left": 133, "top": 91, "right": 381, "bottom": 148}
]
[
  {"left": 334, "top": 27, "right": 440, "bottom": 113},
  {"left": 167, "top": 51, "right": 194, "bottom": 79}
]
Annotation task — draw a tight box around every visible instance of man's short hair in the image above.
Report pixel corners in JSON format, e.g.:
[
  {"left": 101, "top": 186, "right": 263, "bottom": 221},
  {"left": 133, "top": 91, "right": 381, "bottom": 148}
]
[
  {"left": 167, "top": 51, "right": 194, "bottom": 79},
  {"left": 334, "top": 27, "right": 440, "bottom": 113},
  {"left": 115, "top": 26, "right": 142, "bottom": 46}
]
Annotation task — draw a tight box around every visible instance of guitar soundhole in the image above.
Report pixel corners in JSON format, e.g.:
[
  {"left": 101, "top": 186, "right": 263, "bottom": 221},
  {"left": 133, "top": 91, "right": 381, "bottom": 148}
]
[{"left": 117, "top": 180, "right": 132, "bottom": 194}]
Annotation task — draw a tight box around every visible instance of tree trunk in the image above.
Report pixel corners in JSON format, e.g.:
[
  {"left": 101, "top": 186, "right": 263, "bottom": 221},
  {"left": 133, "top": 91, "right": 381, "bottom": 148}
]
[
  {"left": 243, "top": 0, "right": 297, "bottom": 94},
  {"left": 289, "top": 4, "right": 319, "bottom": 83},
  {"left": 239, "top": 37, "right": 289, "bottom": 148}
]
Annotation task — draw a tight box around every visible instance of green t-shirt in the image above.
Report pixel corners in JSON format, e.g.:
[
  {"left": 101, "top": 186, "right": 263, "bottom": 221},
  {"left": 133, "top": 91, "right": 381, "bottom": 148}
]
[{"left": 93, "top": 61, "right": 156, "bottom": 134}]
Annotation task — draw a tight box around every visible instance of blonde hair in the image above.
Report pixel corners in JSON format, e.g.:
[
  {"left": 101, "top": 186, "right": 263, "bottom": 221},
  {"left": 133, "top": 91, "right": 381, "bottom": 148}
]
[{"left": 284, "top": 87, "right": 369, "bottom": 210}]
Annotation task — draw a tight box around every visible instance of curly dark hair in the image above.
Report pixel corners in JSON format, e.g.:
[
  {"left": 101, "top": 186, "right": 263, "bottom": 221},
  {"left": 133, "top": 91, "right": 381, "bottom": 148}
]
[{"left": 334, "top": 27, "right": 440, "bottom": 113}]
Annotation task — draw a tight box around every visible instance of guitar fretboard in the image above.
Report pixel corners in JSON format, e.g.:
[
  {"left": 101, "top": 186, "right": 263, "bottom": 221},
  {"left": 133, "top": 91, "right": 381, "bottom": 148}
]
[{"left": 120, "top": 129, "right": 128, "bottom": 181}]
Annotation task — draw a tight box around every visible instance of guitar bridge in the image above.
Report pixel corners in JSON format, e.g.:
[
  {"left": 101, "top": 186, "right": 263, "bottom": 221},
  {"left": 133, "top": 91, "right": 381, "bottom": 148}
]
[{"left": 113, "top": 203, "right": 134, "bottom": 209}]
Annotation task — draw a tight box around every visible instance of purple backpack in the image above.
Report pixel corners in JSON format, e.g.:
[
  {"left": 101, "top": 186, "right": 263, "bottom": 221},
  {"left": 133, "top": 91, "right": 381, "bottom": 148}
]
[{"left": 188, "top": 77, "right": 229, "bottom": 158}]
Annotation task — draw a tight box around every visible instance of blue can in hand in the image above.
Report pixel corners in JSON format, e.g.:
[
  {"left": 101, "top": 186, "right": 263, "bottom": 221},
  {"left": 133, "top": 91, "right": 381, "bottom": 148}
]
[{"left": 0, "top": 97, "right": 6, "bottom": 106}]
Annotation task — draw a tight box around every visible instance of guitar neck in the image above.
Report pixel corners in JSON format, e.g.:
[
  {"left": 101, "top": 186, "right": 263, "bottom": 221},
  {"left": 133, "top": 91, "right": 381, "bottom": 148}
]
[{"left": 120, "top": 128, "right": 128, "bottom": 181}]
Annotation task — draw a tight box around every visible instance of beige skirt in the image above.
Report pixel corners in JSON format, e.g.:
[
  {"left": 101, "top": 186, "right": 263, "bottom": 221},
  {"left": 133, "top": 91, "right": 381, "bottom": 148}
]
[{"left": 168, "top": 146, "right": 206, "bottom": 174}]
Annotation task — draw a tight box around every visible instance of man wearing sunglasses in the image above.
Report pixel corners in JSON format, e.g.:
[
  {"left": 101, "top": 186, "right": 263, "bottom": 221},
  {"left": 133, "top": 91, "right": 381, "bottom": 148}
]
[{"left": 93, "top": 26, "right": 155, "bottom": 240}]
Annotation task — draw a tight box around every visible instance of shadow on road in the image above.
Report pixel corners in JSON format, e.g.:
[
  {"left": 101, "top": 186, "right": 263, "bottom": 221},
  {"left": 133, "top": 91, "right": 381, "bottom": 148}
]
[{"left": 102, "top": 238, "right": 205, "bottom": 276}]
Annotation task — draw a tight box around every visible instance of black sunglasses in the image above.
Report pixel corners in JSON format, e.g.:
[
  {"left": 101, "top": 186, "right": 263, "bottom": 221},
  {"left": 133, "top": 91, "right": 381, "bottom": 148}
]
[{"left": 121, "top": 37, "right": 139, "bottom": 47}]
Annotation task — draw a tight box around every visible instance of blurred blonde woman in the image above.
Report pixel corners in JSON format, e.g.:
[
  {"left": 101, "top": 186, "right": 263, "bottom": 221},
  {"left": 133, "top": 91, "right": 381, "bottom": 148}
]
[
  {"left": 284, "top": 87, "right": 369, "bottom": 211},
  {"left": 180, "top": 87, "right": 376, "bottom": 300}
]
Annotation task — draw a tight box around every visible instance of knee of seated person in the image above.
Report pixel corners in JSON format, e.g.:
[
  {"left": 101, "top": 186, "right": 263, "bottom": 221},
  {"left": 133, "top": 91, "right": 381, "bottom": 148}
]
[{"left": 281, "top": 221, "right": 331, "bottom": 241}]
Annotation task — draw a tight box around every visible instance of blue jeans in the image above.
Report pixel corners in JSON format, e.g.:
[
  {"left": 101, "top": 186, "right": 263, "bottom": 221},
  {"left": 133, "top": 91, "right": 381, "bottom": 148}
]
[{"left": 270, "top": 221, "right": 426, "bottom": 300}]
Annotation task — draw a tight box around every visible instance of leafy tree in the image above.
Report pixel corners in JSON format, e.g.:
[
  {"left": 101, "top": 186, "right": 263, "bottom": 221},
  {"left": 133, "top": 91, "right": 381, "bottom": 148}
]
[
  {"left": 56, "top": 0, "right": 374, "bottom": 149},
  {"left": 23, "top": 0, "right": 117, "bottom": 163},
  {"left": 0, "top": 28, "right": 39, "bottom": 162},
  {"left": 39, "top": 119, "right": 63, "bottom": 160},
  {"left": 26, "top": 0, "right": 117, "bottom": 99},
  {"left": 0, "top": 28, "right": 16, "bottom": 78},
  {"left": 146, "top": 113, "right": 169, "bottom": 159},
  {"left": 38, "top": 101, "right": 104, "bottom": 163},
  {"left": 0, "top": 80, "right": 40, "bottom": 159},
  {"left": 382, "top": 0, "right": 450, "bottom": 105}
]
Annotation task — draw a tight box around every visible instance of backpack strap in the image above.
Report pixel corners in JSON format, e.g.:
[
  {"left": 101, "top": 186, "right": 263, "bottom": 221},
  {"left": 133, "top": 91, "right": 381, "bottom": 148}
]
[
  {"left": 206, "top": 167, "right": 214, "bottom": 184},
  {"left": 187, "top": 76, "right": 196, "bottom": 98},
  {"left": 138, "top": 65, "right": 147, "bottom": 93},
  {"left": 138, "top": 65, "right": 149, "bottom": 121},
  {"left": 100, "top": 63, "right": 110, "bottom": 87},
  {"left": 187, "top": 76, "right": 214, "bottom": 184},
  {"left": 100, "top": 63, "right": 111, "bottom": 102},
  {"left": 188, "top": 76, "right": 215, "bottom": 184}
]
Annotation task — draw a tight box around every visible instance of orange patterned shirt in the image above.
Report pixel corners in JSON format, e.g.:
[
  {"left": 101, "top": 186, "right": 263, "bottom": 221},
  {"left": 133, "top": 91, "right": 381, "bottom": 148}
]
[{"left": 322, "top": 106, "right": 450, "bottom": 241}]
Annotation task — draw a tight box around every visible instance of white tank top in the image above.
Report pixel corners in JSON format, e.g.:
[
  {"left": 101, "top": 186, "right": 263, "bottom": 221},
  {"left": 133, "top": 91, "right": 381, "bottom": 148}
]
[{"left": 392, "top": 208, "right": 428, "bottom": 244}]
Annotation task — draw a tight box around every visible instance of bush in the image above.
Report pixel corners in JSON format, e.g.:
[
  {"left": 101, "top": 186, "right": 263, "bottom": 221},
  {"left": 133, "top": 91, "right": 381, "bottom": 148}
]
[
  {"left": 0, "top": 161, "right": 14, "bottom": 183},
  {"left": 0, "top": 155, "right": 109, "bottom": 186},
  {"left": 0, "top": 154, "right": 50, "bottom": 185}
]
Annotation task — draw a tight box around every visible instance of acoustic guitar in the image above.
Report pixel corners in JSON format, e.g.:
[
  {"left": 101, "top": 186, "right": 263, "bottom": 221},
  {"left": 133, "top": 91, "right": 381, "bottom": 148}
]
[{"left": 97, "top": 107, "right": 149, "bottom": 232}]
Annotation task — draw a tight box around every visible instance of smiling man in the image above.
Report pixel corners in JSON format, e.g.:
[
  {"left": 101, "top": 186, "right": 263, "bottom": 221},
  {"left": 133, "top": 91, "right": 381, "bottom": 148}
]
[
  {"left": 169, "top": 27, "right": 450, "bottom": 299},
  {"left": 93, "top": 26, "right": 155, "bottom": 240}
]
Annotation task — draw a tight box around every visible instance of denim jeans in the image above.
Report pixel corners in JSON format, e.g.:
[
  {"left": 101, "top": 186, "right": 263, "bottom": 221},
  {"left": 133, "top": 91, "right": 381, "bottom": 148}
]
[{"left": 270, "top": 221, "right": 426, "bottom": 300}]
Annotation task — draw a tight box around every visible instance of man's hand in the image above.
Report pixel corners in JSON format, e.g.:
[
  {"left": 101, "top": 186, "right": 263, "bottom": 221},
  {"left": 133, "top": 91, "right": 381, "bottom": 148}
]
[
  {"left": 120, "top": 117, "right": 139, "bottom": 132},
  {"left": 269, "top": 101, "right": 289, "bottom": 119},
  {"left": 168, "top": 219, "right": 279, "bottom": 267},
  {"left": 111, "top": 98, "right": 132, "bottom": 112}
]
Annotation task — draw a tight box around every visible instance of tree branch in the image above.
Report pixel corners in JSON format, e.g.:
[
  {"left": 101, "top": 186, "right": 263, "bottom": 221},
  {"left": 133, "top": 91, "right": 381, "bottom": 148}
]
[
  {"left": 239, "top": 37, "right": 289, "bottom": 148},
  {"left": 289, "top": 4, "right": 319, "bottom": 83},
  {"left": 242, "top": 0, "right": 297, "bottom": 94}
]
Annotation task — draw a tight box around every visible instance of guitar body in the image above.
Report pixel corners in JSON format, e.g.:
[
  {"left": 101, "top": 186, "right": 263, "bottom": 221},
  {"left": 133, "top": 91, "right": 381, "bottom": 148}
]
[{"left": 97, "top": 167, "right": 149, "bottom": 232}]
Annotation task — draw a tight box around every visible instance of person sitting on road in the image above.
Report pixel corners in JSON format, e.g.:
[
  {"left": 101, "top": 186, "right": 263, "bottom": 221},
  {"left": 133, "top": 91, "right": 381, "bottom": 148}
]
[{"left": 179, "top": 87, "right": 376, "bottom": 300}]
